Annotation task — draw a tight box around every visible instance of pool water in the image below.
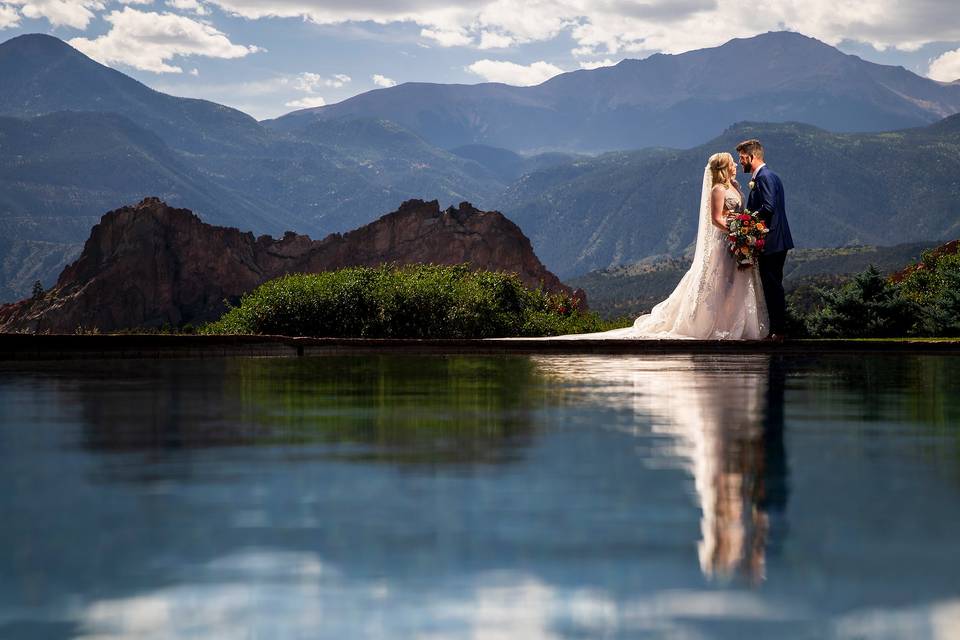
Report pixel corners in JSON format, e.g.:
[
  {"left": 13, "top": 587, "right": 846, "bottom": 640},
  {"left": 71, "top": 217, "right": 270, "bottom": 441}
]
[{"left": 1, "top": 353, "right": 959, "bottom": 639}]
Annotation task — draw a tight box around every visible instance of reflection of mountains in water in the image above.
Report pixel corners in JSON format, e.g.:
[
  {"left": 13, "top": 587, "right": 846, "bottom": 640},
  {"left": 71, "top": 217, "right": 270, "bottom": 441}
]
[{"left": 533, "top": 354, "right": 789, "bottom": 583}]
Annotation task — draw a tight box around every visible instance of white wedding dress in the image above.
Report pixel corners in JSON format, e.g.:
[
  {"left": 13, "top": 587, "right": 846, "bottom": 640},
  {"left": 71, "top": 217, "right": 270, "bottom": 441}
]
[{"left": 503, "top": 165, "right": 769, "bottom": 340}]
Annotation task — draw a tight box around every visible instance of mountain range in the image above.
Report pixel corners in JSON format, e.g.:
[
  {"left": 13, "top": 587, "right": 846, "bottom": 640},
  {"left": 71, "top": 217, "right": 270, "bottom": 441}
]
[
  {"left": 270, "top": 31, "right": 960, "bottom": 153},
  {"left": 1, "top": 31, "right": 960, "bottom": 300},
  {"left": 568, "top": 242, "right": 943, "bottom": 319},
  {"left": 495, "top": 115, "right": 960, "bottom": 277}
]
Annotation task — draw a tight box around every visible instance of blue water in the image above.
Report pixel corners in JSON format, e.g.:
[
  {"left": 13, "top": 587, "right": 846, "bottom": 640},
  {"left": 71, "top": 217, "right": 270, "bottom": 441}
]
[{"left": 1, "top": 353, "right": 959, "bottom": 639}]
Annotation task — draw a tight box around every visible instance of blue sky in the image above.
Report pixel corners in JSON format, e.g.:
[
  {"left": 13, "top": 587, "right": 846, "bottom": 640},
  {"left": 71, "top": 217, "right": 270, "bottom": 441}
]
[{"left": 1, "top": 0, "right": 959, "bottom": 120}]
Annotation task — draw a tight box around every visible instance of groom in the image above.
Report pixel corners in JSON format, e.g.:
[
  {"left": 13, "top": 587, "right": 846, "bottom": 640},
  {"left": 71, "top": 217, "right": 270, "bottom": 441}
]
[{"left": 736, "top": 139, "right": 794, "bottom": 340}]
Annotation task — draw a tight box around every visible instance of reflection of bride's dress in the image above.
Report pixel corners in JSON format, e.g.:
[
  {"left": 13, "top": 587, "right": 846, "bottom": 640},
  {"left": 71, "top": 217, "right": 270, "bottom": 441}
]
[
  {"left": 500, "top": 166, "right": 769, "bottom": 340},
  {"left": 534, "top": 355, "right": 786, "bottom": 582}
]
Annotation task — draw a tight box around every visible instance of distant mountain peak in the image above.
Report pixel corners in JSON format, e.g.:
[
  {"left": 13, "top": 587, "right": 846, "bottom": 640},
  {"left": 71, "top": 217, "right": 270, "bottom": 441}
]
[
  {"left": 2, "top": 32, "right": 70, "bottom": 47},
  {"left": 612, "top": 31, "right": 842, "bottom": 69},
  {"left": 265, "top": 29, "right": 960, "bottom": 153},
  {"left": 738, "top": 30, "right": 828, "bottom": 44},
  {"left": 0, "top": 32, "right": 81, "bottom": 58},
  {"left": 0, "top": 32, "right": 266, "bottom": 154}
]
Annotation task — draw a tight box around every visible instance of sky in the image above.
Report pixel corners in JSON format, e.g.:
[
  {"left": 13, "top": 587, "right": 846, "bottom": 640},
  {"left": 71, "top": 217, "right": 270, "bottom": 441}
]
[{"left": 1, "top": 0, "right": 959, "bottom": 121}]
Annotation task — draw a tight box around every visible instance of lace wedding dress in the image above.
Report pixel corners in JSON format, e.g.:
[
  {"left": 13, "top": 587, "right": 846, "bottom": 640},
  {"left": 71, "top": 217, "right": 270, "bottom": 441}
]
[{"left": 512, "top": 165, "right": 769, "bottom": 340}]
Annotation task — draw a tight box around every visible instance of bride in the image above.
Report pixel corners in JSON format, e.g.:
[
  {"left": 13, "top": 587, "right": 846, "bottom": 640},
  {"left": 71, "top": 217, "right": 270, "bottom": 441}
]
[{"left": 524, "top": 152, "right": 769, "bottom": 340}]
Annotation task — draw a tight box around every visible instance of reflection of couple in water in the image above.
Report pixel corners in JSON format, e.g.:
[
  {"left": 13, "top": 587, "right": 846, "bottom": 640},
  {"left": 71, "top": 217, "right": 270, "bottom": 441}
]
[
  {"left": 694, "top": 355, "right": 788, "bottom": 583},
  {"left": 535, "top": 354, "right": 789, "bottom": 584}
]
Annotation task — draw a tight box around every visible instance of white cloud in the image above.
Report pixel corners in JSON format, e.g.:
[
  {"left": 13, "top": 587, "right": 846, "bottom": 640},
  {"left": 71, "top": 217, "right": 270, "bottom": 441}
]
[
  {"left": 929, "top": 48, "right": 960, "bottom": 82},
  {"left": 69, "top": 7, "right": 260, "bottom": 74},
  {"left": 7, "top": 0, "right": 104, "bottom": 29},
  {"left": 285, "top": 96, "right": 326, "bottom": 108},
  {"left": 189, "top": 67, "right": 199, "bottom": 75},
  {"left": 0, "top": 4, "right": 21, "bottom": 29},
  {"left": 372, "top": 73, "right": 397, "bottom": 88},
  {"left": 166, "top": 0, "right": 208, "bottom": 15},
  {"left": 477, "top": 30, "right": 513, "bottom": 49},
  {"left": 292, "top": 71, "right": 323, "bottom": 92},
  {"left": 420, "top": 27, "right": 472, "bottom": 47},
  {"left": 465, "top": 59, "right": 564, "bottom": 86},
  {"left": 198, "top": 0, "right": 960, "bottom": 62},
  {"left": 579, "top": 58, "right": 618, "bottom": 70},
  {"left": 292, "top": 71, "right": 351, "bottom": 92}
]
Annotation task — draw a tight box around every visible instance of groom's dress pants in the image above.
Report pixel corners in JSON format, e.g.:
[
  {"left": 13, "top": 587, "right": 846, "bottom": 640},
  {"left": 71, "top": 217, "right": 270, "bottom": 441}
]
[{"left": 758, "top": 251, "right": 788, "bottom": 334}]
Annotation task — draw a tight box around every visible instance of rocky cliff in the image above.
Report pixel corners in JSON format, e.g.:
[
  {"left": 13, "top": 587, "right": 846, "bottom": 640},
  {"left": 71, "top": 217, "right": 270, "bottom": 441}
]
[{"left": 0, "top": 198, "right": 583, "bottom": 333}]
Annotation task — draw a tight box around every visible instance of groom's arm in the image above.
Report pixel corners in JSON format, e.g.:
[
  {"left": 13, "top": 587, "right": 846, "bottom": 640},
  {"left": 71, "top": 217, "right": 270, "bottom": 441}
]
[{"left": 755, "top": 174, "right": 777, "bottom": 221}]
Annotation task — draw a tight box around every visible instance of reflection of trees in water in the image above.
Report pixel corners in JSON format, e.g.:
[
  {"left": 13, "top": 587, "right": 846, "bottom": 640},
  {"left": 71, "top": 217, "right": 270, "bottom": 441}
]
[
  {"left": 533, "top": 354, "right": 789, "bottom": 584},
  {"left": 790, "top": 354, "right": 960, "bottom": 485},
  {"left": 792, "top": 355, "right": 960, "bottom": 426},
  {"left": 230, "top": 356, "right": 546, "bottom": 464},
  {"left": 74, "top": 356, "right": 549, "bottom": 465}
]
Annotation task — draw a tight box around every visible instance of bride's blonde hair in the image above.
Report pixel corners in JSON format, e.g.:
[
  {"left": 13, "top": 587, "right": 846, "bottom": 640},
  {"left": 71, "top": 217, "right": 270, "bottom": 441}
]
[{"left": 708, "top": 152, "right": 736, "bottom": 188}]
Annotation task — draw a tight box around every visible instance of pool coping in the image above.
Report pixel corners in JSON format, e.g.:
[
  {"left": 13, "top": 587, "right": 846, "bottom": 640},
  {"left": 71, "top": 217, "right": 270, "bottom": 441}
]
[{"left": 1, "top": 333, "right": 960, "bottom": 360}]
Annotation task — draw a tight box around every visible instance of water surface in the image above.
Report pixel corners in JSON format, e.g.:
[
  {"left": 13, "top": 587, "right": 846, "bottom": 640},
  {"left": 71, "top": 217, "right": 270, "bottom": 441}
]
[{"left": 1, "top": 353, "right": 959, "bottom": 639}]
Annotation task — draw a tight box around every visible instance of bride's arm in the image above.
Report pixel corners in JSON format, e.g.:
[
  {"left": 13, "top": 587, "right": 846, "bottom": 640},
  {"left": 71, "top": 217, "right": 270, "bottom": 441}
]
[{"left": 710, "top": 186, "right": 728, "bottom": 231}]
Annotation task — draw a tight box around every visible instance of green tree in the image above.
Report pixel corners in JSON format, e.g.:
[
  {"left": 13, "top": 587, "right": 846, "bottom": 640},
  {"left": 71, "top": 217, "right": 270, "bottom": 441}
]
[
  {"left": 806, "top": 265, "right": 916, "bottom": 338},
  {"left": 915, "top": 268, "right": 960, "bottom": 337},
  {"left": 897, "top": 247, "right": 960, "bottom": 337}
]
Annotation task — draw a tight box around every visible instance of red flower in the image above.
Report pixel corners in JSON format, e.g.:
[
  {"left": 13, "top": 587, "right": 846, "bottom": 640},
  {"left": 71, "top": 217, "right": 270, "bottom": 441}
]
[{"left": 756, "top": 239, "right": 765, "bottom": 249}]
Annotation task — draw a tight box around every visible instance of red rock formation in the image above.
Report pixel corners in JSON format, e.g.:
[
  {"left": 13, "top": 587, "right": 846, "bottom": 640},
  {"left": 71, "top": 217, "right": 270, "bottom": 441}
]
[{"left": 0, "top": 197, "right": 585, "bottom": 333}]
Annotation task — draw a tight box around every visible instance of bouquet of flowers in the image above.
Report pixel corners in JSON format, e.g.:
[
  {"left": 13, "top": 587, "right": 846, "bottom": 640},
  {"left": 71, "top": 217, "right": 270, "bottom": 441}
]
[{"left": 726, "top": 209, "right": 768, "bottom": 269}]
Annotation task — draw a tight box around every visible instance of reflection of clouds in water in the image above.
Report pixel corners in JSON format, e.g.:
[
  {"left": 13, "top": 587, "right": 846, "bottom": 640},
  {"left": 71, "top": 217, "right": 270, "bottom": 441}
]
[
  {"left": 76, "top": 549, "right": 803, "bottom": 639},
  {"left": 80, "top": 551, "right": 335, "bottom": 639},
  {"left": 532, "top": 355, "right": 775, "bottom": 583},
  {"left": 832, "top": 599, "right": 960, "bottom": 640}
]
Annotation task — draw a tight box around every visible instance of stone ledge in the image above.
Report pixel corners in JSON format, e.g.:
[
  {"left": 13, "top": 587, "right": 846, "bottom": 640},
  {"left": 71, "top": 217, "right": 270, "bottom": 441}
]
[{"left": 1, "top": 334, "right": 959, "bottom": 360}]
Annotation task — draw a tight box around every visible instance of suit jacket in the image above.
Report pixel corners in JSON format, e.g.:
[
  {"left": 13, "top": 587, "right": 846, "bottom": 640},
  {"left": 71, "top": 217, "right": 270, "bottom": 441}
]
[{"left": 747, "top": 166, "right": 794, "bottom": 254}]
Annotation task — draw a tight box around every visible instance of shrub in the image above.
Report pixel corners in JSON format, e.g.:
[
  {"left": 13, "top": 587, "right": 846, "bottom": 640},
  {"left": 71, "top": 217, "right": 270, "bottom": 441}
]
[
  {"left": 894, "top": 247, "right": 960, "bottom": 336},
  {"left": 805, "top": 265, "right": 916, "bottom": 338},
  {"left": 783, "top": 302, "right": 810, "bottom": 338},
  {"left": 897, "top": 248, "right": 960, "bottom": 305},
  {"left": 916, "top": 284, "right": 960, "bottom": 336},
  {"left": 201, "top": 263, "right": 622, "bottom": 338}
]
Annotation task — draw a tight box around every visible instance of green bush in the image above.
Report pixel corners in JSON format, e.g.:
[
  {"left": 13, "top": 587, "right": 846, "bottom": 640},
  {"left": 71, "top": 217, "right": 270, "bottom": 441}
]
[
  {"left": 916, "top": 281, "right": 960, "bottom": 336},
  {"left": 899, "top": 250, "right": 960, "bottom": 336},
  {"left": 897, "top": 249, "right": 960, "bottom": 305},
  {"left": 201, "top": 263, "right": 625, "bottom": 338},
  {"left": 805, "top": 265, "right": 917, "bottom": 338}
]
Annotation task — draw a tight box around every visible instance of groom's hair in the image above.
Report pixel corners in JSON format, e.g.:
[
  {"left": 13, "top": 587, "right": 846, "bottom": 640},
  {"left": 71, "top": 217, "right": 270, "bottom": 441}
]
[{"left": 736, "top": 139, "right": 764, "bottom": 159}]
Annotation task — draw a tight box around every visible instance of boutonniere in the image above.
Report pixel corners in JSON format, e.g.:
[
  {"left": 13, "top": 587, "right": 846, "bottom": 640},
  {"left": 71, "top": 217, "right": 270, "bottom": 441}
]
[{"left": 748, "top": 180, "right": 756, "bottom": 190}]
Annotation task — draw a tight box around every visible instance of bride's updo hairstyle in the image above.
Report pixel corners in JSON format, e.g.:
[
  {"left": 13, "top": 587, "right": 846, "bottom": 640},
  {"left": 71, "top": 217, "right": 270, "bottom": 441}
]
[{"left": 708, "top": 152, "right": 736, "bottom": 188}]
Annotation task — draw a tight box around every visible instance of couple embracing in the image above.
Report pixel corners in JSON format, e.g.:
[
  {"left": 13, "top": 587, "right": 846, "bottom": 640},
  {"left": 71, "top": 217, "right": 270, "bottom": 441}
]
[
  {"left": 529, "top": 138, "right": 794, "bottom": 341},
  {"left": 647, "top": 137, "right": 795, "bottom": 341}
]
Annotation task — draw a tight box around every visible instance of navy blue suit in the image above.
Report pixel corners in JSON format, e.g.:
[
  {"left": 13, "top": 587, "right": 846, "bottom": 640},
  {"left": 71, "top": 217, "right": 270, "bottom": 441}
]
[{"left": 746, "top": 165, "right": 793, "bottom": 334}]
